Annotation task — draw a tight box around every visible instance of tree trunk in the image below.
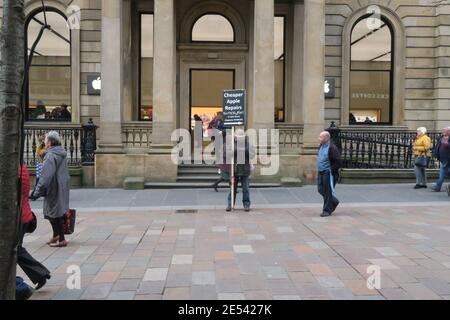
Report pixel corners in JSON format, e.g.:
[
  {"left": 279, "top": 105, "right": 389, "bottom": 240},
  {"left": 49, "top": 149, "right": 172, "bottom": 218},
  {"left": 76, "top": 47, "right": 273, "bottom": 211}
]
[{"left": 0, "top": 0, "right": 24, "bottom": 300}]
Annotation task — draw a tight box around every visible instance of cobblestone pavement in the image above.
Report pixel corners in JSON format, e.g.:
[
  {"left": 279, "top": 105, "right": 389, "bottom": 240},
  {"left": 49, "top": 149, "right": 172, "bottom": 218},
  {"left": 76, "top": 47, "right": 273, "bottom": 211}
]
[{"left": 22, "top": 200, "right": 450, "bottom": 300}]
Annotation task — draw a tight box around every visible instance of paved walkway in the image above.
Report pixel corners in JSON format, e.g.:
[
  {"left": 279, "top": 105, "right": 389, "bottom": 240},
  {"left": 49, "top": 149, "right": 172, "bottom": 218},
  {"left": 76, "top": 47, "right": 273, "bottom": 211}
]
[
  {"left": 31, "top": 184, "right": 450, "bottom": 212},
  {"left": 19, "top": 185, "right": 450, "bottom": 300},
  {"left": 22, "top": 185, "right": 450, "bottom": 300}
]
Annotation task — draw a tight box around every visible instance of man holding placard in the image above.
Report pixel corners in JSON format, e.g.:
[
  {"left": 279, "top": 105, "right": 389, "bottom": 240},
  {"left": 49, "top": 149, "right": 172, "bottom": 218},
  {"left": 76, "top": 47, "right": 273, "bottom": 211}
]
[
  {"left": 222, "top": 89, "right": 255, "bottom": 212},
  {"left": 225, "top": 129, "right": 256, "bottom": 212}
]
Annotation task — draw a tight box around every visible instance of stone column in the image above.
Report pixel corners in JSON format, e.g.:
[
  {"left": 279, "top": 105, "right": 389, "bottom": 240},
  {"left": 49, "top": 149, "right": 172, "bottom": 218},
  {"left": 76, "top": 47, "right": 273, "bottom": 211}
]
[
  {"left": 301, "top": 0, "right": 325, "bottom": 180},
  {"left": 152, "top": 0, "right": 176, "bottom": 148},
  {"left": 252, "top": 0, "right": 275, "bottom": 130},
  {"left": 290, "top": 2, "right": 304, "bottom": 123},
  {"left": 98, "top": 0, "right": 124, "bottom": 153}
]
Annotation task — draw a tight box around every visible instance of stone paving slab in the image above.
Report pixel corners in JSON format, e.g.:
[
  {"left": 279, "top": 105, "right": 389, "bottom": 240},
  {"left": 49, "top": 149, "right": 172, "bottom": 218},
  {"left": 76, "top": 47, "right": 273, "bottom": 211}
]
[
  {"left": 31, "top": 184, "right": 450, "bottom": 213},
  {"left": 20, "top": 202, "right": 450, "bottom": 300}
]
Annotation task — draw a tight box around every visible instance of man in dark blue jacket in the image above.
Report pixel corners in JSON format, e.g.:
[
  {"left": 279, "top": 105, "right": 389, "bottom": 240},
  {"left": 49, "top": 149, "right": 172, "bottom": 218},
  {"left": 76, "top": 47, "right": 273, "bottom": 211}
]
[
  {"left": 317, "top": 131, "right": 342, "bottom": 217},
  {"left": 431, "top": 127, "right": 450, "bottom": 192}
]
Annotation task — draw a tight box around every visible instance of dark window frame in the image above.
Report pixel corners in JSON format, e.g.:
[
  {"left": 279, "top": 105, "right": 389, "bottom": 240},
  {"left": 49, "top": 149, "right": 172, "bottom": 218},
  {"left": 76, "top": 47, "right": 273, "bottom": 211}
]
[
  {"left": 138, "top": 12, "right": 154, "bottom": 122},
  {"left": 190, "top": 13, "right": 236, "bottom": 44},
  {"left": 24, "top": 7, "right": 72, "bottom": 122},
  {"left": 274, "top": 14, "right": 286, "bottom": 123},
  {"left": 350, "top": 14, "right": 394, "bottom": 125}
]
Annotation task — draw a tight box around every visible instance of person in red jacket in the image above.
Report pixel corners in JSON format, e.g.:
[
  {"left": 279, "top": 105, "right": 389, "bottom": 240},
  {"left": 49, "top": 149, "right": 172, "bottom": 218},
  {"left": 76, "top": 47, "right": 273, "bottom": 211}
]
[{"left": 18, "top": 164, "right": 51, "bottom": 290}]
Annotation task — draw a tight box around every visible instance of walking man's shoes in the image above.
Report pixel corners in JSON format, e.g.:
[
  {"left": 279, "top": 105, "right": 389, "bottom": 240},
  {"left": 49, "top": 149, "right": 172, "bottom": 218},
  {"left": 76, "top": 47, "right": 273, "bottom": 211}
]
[
  {"left": 331, "top": 200, "right": 340, "bottom": 214},
  {"left": 226, "top": 207, "right": 232, "bottom": 212},
  {"left": 244, "top": 207, "right": 250, "bottom": 212},
  {"left": 320, "top": 212, "right": 331, "bottom": 217}
]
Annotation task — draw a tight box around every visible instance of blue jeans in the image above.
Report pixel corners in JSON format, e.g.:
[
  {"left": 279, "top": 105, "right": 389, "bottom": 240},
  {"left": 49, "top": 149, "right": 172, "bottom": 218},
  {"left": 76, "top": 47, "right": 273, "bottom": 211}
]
[
  {"left": 16, "top": 277, "right": 33, "bottom": 300},
  {"left": 227, "top": 175, "right": 250, "bottom": 208},
  {"left": 435, "top": 159, "right": 450, "bottom": 190}
]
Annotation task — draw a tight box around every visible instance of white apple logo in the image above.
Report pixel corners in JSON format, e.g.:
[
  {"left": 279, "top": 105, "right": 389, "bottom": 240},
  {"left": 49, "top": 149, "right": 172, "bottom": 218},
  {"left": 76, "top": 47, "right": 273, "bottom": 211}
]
[
  {"left": 92, "top": 77, "right": 101, "bottom": 90},
  {"left": 324, "top": 80, "right": 330, "bottom": 94}
]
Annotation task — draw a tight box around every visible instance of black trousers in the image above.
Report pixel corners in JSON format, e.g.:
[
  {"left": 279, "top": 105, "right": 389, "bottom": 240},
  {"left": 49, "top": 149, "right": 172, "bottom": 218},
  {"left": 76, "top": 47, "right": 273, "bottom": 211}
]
[
  {"left": 318, "top": 171, "right": 339, "bottom": 215},
  {"left": 49, "top": 217, "right": 65, "bottom": 241},
  {"left": 212, "top": 177, "right": 227, "bottom": 188},
  {"left": 17, "top": 222, "right": 50, "bottom": 285}
]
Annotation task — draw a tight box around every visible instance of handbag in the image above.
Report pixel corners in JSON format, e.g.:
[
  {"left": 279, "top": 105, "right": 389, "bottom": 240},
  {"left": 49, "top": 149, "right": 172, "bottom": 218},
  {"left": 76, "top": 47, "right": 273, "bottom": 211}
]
[
  {"left": 63, "top": 209, "right": 76, "bottom": 235},
  {"left": 26, "top": 211, "right": 37, "bottom": 234},
  {"left": 415, "top": 155, "right": 428, "bottom": 168}
]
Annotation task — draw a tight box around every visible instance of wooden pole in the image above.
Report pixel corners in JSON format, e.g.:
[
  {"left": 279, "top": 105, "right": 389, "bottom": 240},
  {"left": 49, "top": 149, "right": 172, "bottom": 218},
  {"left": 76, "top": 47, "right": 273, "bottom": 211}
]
[{"left": 231, "top": 126, "right": 235, "bottom": 210}]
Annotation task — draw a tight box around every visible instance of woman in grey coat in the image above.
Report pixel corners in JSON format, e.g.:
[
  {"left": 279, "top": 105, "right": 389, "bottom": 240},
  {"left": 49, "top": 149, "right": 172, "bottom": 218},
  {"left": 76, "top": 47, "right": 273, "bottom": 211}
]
[{"left": 30, "top": 131, "right": 70, "bottom": 247}]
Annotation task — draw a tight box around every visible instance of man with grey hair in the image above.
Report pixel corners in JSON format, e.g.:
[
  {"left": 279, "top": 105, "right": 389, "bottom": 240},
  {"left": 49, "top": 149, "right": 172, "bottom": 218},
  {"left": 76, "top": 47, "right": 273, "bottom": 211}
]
[
  {"left": 317, "top": 131, "right": 342, "bottom": 217},
  {"left": 30, "top": 131, "right": 70, "bottom": 247},
  {"left": 432, "top": 127, "right": 450, "bottom": 192}
]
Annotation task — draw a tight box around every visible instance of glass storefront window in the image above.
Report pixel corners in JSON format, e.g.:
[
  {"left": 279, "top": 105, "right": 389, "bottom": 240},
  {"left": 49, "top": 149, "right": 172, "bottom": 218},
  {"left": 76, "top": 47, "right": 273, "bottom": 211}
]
[
  {"left": 350, "top": 16, "right": 392, "bottom": 124},
  {"left": 140, "top": 13, "right": 154, "bottom": 121},
  {"left": 26, "top": 10, "right": 71, "bottom": 121},
  {"left": 191, "top": 14, "right": 234, "bottom": 42},
  {"left": 274, "top": 16, "right": 285, "bottom": 122}
]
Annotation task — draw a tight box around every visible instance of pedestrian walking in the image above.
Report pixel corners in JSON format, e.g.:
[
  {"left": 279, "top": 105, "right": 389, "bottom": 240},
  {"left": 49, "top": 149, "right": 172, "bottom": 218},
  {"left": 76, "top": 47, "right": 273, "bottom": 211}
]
[
  {"left": 225, "top": 129, "right": 255, "bottom": 212},
  {"left": 317, "top": 131, "right": 342, "bottom": 217},
  {"left": 413, "top": 127, "right": 432, "bottom": 189},
  {"left": 30, "top": 131, "right": 70, "bottom": 247},
  {"left": 33, "top": 134, "right": 47, "bottom": 193},
  {"left": 18, "top": 164, "right": 51, "bottom": 290},
  {"left": 431, "top": 127, "right": 450, "bottom": 192}
]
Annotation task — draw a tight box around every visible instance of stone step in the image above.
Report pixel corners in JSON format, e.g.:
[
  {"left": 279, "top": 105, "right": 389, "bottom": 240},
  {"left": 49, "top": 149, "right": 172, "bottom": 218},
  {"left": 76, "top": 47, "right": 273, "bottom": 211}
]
[
  {"left": 178, "top": 164, "right": 217, "bottom": 169},
  {"left": 340, "top": 168, "right": 440, "bottom": 184},
  {"left": 177, "top": 176, "right": 222, "bottom": 182},
  {"left": 144, "top": 182, "right": 282, "bottom": 189},
  {"left": 178, "top": 168, "right": 219, "bottom": 175}
]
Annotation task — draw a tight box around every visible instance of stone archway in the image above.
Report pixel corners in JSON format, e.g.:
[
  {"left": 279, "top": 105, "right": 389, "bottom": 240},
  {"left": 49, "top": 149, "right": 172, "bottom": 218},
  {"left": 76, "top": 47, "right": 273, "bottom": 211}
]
[{"left": 179, "top": 0, "right": 247, "bottom": 44}]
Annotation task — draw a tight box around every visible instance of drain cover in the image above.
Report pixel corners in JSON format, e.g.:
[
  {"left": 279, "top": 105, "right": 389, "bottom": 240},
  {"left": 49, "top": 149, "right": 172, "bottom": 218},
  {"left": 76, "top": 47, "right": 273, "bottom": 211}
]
[{"left": 175, "top": 209, "right": 198, "bottom": 214}]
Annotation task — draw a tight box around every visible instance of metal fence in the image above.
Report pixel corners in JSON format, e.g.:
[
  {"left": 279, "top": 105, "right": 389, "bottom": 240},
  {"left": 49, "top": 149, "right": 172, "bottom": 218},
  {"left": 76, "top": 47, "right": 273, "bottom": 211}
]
[
  {"left": 328, "top": 124, "right": 441, "bottom": 169},
  {"left": 24, "top": 119, "right": 97, "bottom": 167}
]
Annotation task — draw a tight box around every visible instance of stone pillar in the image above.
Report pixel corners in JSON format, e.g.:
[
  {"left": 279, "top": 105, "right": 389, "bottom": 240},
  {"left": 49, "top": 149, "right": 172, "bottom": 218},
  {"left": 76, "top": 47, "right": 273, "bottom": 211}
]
[
  {"left": 252, "top": 0, "right": 275, "bottom": 130},
  {"left": 301, "top": 0, "right": 325, "bottom": 180},
  {"left": 435, "top": 4, "right": 450, "bottom": 130},
  {"left": 152, "top": 0, "right": 176, "bottom": 148},
  {"left": 290, "top": 2, "right": 304, "bottom": 123},
  {"left": 98, "top": 0, "right": 124, "bottom": 153}
]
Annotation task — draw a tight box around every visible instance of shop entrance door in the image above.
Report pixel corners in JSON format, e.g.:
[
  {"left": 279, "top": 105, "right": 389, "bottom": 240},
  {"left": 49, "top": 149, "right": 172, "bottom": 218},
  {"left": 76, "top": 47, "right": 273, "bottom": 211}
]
[{"left": 189, "top": 69, "right": 235, "bottom": 150}]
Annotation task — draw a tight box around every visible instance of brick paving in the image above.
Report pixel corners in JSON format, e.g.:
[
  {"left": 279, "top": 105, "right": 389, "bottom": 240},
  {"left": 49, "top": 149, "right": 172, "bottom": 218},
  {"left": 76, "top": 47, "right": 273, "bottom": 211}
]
[{"left": 20, "top": 196, "right": 450, "bottom": 300}]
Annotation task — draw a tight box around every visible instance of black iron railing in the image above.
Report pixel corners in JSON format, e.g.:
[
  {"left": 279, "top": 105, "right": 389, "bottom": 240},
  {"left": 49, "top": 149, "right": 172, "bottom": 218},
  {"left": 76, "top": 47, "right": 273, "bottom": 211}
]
[
  {"left": 24, "top": 118, "right": 98, "bottom": 167},
  {"left": 327, "top": 123, "right": 441, "bottom": 169}
]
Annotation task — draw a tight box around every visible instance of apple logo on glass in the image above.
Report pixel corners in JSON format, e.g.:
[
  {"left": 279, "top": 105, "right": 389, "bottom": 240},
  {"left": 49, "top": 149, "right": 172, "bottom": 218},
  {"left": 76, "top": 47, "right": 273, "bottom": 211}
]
[
  {"left": 324, "top": 80, "right": 330, "bottom": 94},
  {"left": 92, "top": 77, "right": 101, "bottom": 91}
]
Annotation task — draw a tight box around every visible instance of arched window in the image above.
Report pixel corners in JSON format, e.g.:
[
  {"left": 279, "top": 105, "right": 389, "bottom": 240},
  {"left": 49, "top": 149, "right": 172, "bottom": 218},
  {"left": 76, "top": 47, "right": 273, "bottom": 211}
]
[
  {"left": 349, "top": 16, "right": 393, "bottom": 124},
  {"left": 191, "top": 14, "right": 234, "bottom": 42},
  {"left": 25, "top": 9, "right": 71, "bottom": 121}
]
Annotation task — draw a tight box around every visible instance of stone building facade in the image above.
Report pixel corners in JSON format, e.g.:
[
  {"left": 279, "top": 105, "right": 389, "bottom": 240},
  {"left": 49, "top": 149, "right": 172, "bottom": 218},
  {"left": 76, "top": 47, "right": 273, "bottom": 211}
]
[{"left": 1, "top": 0, "right": 449, "bottom": 187}]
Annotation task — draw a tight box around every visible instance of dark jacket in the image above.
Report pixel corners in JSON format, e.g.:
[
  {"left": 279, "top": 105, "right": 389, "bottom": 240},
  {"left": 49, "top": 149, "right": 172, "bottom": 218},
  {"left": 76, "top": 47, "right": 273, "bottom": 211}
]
[
  {"left": 223, "top": 137, "right": 256, "bottom": 177},
  {"left": 433, "top": 135, "right": 450, "bottom": 161},
  {"left": 33, "top": 146, "right": 70, "bottom": 218},
  {"left": 328, "top": 143, "right": 342, "bottom": 176}
]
